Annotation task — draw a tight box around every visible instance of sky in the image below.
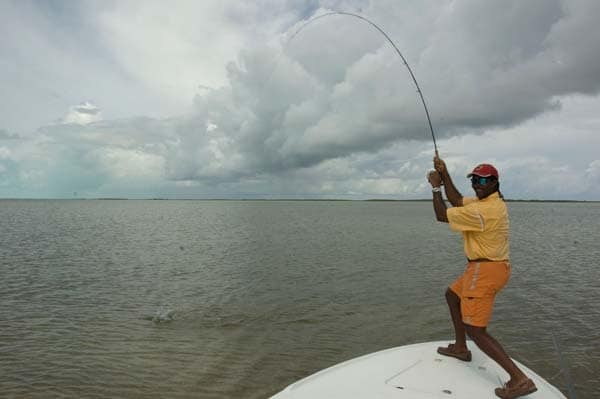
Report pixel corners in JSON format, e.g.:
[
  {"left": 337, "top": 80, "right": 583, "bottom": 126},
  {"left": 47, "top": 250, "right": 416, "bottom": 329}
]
[{"left": 1, "top": 0, "right": 600, "bottom": 200}]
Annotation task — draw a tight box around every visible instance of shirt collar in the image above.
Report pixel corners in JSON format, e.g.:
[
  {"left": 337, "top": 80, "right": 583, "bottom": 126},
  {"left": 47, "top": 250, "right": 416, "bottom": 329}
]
[{"left": 480, "top": 192, "right": 500, "bottom": 201}]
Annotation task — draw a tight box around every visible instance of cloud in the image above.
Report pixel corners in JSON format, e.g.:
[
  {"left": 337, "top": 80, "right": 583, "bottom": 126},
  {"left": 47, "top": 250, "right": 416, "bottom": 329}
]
[
  {"left": 0, "top": 130, "right": 20, "bottom": 140},
  {"left": 0, "top": 146, "right": 12, "bottom": 161},
  {"left": 163, "top": 0, "right": 600, "bottom": 182},
  {"left": 1, "top": 1, "right": 600, "bottom": 199},
  {"left": 585, "top": 160, "right": 600, "bottom": 183},
  {"left": 63, "top": 102, "right": 102, "bottom": 125}
]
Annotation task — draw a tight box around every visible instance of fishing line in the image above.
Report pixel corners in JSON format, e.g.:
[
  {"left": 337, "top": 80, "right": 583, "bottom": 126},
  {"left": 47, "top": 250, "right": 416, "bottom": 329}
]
[
  {"left": 511, "top": 278, "right": 579, "bottom": 397},
  {"left": 283, "top": 11, "right": 439, "bottom": 156},
  {"left": 551, "top": 332, "right": 578, "bottom": 399}
]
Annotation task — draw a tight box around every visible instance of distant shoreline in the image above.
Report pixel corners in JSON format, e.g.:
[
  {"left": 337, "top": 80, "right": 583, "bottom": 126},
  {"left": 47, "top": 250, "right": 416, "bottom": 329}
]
[{"left": 1, "top": 198, "right": 598, "bottom": 203}]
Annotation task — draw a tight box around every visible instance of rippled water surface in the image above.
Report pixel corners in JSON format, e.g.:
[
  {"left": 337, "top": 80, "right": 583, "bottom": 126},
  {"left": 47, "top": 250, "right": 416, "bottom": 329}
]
[{"left": 1, "top": 200, "right": 598, "bottom": 398}]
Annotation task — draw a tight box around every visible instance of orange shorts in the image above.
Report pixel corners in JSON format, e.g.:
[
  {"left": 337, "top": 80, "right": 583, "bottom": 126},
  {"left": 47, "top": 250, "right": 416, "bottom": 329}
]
[{"left": 449, "top": 260, "right": 511, "bottom": 327}]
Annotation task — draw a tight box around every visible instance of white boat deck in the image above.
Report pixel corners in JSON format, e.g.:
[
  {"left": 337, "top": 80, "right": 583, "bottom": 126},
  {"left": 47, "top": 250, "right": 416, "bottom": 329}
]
[{"left": 271, "top": 341, "right": 566, "bottom": 398}]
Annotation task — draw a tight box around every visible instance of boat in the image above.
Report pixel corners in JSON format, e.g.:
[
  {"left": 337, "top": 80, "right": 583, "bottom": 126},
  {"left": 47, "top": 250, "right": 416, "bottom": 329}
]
[{"left": 270, "top": 341, "right": 566, "bottom": 398}]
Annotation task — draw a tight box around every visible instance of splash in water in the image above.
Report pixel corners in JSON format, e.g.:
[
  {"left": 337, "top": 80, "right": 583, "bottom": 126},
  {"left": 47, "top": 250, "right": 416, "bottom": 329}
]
[{"left": 150, "top": 306, "right": 176, "bottom": 323}]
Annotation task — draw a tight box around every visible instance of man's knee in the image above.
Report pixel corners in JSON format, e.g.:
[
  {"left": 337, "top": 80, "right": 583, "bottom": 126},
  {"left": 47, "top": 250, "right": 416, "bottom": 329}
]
[
  {"left": 465, "top": 324, "right": 486, "bottom": 340},
  {"left": 445, "top": 288, "right": 460, "bottom": 304}
]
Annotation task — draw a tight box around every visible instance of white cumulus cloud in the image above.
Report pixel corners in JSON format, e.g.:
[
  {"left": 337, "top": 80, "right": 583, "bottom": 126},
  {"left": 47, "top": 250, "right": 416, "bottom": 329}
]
[{"left": 63, "top": 102, "right": 102, "bottom": 125}]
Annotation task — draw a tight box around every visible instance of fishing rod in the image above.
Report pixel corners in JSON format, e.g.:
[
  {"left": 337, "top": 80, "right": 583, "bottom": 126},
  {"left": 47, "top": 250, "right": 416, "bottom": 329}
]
[{"left": 288, "top": 11, "right": 439, "bottom": 156}]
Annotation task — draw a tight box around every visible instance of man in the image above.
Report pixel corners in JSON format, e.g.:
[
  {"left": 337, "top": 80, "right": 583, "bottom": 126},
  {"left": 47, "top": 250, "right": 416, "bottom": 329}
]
[{"left": 427, "top": 157, "right": 537, "bottom": 399}]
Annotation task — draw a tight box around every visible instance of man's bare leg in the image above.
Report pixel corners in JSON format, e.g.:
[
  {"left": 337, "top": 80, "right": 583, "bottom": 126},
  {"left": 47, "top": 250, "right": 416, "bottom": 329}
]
[
  {"left": 465, "top": 325, "right": 531, "bottom": 386},
  {"left": 445, "top": 288, "right": 467, "bottom": 351}
]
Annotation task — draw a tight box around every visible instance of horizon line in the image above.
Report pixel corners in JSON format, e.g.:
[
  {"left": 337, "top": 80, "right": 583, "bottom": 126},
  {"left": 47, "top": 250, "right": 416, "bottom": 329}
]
[{"left": 1, "top": 197, "right": 598, "bottom": 203}]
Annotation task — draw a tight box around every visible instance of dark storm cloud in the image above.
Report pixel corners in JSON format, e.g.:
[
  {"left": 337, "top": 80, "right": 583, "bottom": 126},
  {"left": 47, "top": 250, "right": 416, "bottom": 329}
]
[
  {"left": 162, "top": 0, "right": 600, "bottom": 181},
  {"left": 420, "top": 0, "right": 600, "bottom": 132}
]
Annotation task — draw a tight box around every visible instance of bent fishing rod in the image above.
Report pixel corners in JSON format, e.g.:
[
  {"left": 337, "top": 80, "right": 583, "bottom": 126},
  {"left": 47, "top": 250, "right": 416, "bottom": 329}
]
[{"left": 289, "top": 11, "right": 439, "bottom": 157}]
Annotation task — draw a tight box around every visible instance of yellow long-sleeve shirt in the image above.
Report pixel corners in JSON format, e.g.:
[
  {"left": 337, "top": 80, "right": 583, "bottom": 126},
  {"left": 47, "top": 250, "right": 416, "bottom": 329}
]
[{"left": 446, "top": 192, "right": 510, "bottom": 261}]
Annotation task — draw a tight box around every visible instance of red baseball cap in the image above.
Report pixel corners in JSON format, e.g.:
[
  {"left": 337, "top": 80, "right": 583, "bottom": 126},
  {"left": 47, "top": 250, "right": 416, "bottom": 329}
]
[{"left": 467, "top": 163, "right": 499, "bottom": 179}]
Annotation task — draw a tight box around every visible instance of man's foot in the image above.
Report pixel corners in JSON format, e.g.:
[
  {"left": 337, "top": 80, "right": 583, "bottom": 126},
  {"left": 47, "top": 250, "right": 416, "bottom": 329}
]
[
  {"left": 494, "top": 378, "right": 537, "bottom": 399},
  {"left": 436, "top": 343, "right": 472, "bottom": 362}
]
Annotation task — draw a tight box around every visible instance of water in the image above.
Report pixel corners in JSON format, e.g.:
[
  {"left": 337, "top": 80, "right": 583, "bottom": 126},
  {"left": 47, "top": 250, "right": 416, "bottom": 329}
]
[{"left": 1, "top": 200, "right": 598, "bottom": 398}]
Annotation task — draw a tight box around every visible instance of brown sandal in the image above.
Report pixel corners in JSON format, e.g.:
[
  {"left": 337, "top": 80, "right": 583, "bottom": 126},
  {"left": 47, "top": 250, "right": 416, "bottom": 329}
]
[
  {"left": 495, "top": 378, "right": 537, "bottom": 399},
  {"left": 436, "top": 343, "right": 472, "bottom": 362}
]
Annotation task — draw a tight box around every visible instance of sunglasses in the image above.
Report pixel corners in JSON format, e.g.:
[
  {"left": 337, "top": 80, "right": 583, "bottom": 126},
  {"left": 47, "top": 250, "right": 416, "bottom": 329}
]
[{"left": 471, "top": 176, "right": 494, "bottom": 185}]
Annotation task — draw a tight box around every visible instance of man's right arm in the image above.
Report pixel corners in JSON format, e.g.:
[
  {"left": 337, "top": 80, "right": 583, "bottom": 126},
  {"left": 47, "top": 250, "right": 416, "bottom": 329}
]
[{"left": 434, "top": 157, "right": 463, "bottom": 207}]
